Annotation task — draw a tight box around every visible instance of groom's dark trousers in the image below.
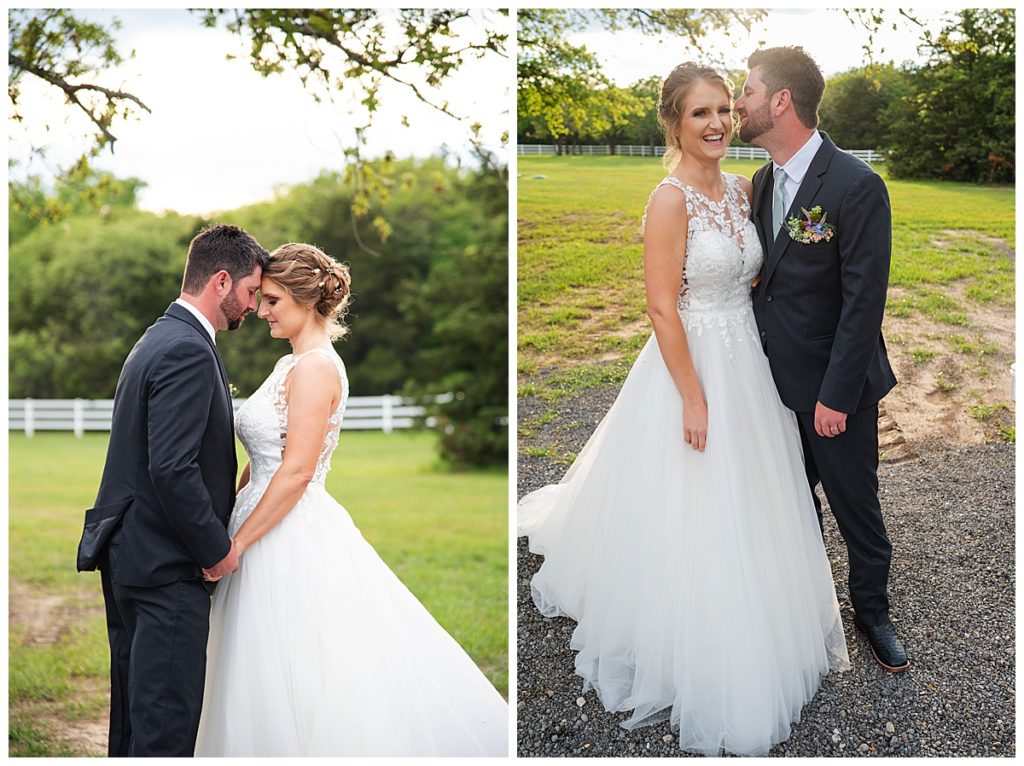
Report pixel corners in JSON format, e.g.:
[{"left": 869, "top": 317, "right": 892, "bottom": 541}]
[
  {"left": 751, "top": 132, "right": 898, "bottom": 627},
  {"left": 77, "top": 302, "right": 237, "bottom": 756}
]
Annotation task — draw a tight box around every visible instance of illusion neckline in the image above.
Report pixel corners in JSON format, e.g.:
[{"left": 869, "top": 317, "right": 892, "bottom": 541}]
[{"left": 664, "top": 172, "right": 731, "bottom": 205}]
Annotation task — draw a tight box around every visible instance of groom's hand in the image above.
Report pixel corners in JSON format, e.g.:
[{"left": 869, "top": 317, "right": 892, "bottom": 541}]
[
  {"left": 814, "top": 401, "right": 848, "bottom": 438},
  {"left": 203, "top": 539, "right": 240, "bottom": 580}
]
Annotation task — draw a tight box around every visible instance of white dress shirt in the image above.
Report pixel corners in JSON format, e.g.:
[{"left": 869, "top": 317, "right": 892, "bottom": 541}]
[
  {"left": 174, "top": 298, "right": 217, "bottom": 344},
  {"left": 773, "top": 131, "right": 823, "bottom": 219}
]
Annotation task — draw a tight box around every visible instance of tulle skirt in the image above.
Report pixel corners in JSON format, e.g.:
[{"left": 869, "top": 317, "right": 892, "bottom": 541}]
[
  {"left": 196, "top": 481, "right": 508, "bottom": 757},
  {"left": 518, "top": 309, "right": 849, "bottom": 756}
]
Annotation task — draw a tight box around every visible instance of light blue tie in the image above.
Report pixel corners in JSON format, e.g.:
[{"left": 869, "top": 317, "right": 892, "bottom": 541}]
[{"left": 772, "top": 167, "right": 789, "bottom": 240}]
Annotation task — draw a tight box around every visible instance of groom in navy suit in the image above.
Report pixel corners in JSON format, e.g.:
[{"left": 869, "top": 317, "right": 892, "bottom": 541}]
[
  {"left": 77, "top": 224, "right": 269, "bottom": 755},
  {"left": 737, "top": 47, "right": 908, "bottom": 672}
]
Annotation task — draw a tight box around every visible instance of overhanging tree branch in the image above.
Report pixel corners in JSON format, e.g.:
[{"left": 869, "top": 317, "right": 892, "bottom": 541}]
[{"left": 9, "top": 51, "right": 151, "bottom": 149}]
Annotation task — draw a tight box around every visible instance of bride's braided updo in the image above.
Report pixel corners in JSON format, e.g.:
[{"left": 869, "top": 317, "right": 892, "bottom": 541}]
[
  {"left": 658, "top": 62, "right": 733, "bottom": 169},
  {"left": 264, "top": 243, "right": 352, "bottom": 340}
]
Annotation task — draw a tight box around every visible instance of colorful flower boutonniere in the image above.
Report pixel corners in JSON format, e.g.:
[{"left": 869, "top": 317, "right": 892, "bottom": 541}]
[{"left": 785, "top": 205, "right": 836, "bottom": 244}]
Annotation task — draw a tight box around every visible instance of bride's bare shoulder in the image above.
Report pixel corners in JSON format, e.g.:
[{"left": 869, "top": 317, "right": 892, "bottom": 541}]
[{"left": 732, "top": 173, "right": 754, "bottom": 201}]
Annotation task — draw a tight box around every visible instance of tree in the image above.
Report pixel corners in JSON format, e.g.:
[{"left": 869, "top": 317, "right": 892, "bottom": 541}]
[
  {"left": 9, "top": 9, "right": 508, "bottom": 234},
  {"left": 8, "top": 10, "right": 151, "bottom": 159},
  {"left": 8, "top": 10, "right": 151, "bottom": 225},
  {"left": 518, "top": 9, "right": 765, "bottom": 144},
  {"left": 885, "top": 9, "right": 1014, "bottom": 182},
  {"left": 196, "top": 9, "right": 507, "bottom": 245},
  {"left": 9, "top": 212, "right": 198, "bottom": 399},
  {"left": 818, "top": 65, "right": 913, "bottom": 150},
  {"left": 400, "top": 157, "right": 508, "bottom": 466},
  {"left": 9, "top": 170, "right": 146, "bottom": 243},
  {"left": 619, "top": 76, "right": 664, "bottom": 146}
]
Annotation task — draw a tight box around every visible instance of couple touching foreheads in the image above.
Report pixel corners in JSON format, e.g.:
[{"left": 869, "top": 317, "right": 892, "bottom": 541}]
[
  {"left": 519, "top": 46, "right": 906, "bottom": 756},
  {"left": 77, "top": 225, "right": 508, "bottom": 756}
]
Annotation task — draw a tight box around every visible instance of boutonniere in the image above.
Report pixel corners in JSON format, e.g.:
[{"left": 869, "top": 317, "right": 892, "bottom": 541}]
[
  {"left": 228, "top": 383, "right": 239, "bottom": 398},
  {"left": 785, "top": 205, "right": 836, "bottom": 244}
]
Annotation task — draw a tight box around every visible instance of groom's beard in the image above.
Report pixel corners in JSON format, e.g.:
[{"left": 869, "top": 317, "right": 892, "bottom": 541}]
[
  {"left": 220, "top": 292, "right": 247, "bottom": 331},
  {"left": 738, "top": 101, "right": 773, "bottom": 144}
]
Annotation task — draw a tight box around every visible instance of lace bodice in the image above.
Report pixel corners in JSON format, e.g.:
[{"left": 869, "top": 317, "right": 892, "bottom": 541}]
[
  {"left": 644, "top": 173, "right": 764, "bottom": 347},
  {"left": 236, "top": 347, "right": 350, "bottom": 488}
]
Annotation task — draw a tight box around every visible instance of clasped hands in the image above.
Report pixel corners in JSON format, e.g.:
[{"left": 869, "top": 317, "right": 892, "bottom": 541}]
[{"left": 202, "top": 538, "right": 243, "bottom": 582}]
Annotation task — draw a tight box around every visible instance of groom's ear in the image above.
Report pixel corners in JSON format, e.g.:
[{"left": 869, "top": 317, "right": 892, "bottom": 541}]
[
  {"left": 773, "top": 88, "right": 793, "bottom": 116},
  {"left": 207, "top": 269, "right": 233, "bottom": 297}
]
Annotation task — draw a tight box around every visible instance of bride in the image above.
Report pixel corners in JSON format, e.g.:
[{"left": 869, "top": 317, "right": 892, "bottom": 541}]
[
  {"left": 195, "top": 243, "right": 507, "bottom": 756},
  {"left": 518, "top": 62, "right": 849, "bottom": 756}
]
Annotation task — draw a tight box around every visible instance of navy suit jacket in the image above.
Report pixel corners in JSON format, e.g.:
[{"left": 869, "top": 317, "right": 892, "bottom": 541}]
[
  {"left": 78, "top": 302, "right": 236, "bottom": 586},
  {"left": 751, "top": 132, "right": 897, "bottom": 414}
]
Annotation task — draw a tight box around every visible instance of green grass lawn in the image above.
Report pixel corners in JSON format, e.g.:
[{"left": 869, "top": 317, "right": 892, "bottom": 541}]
[
  {"left": 9, "top": 430, "right": 507, "bottom": 756},
  {"left": 517, "top": 155, "right": 1015, "bottom": 400}
]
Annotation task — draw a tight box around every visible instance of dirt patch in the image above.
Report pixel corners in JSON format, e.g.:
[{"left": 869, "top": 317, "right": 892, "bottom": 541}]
[
  {"left": 933, "top": 229, "right": 1014, "bottom": 257},
  {"left": 11, "top": 698, "right": 108, "bottom": 757},
  {"left": 63, "top": 717, "right": 108, "bottom": 756},
  {"left": 606, "top": 317, "right": 649, "bottom": 338},
  {"left": 883, "top": 282, "right": 1014, "bottom": 448},
  {"left": 10, "top": 580, "right": 109, "bottom": 756},
  {"left": 8, "top": 580, "right": 102, "bottom": 646}
]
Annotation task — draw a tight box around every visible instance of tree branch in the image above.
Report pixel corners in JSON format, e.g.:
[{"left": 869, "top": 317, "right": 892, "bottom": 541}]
[{"left": 9, "top": 51, "right": 151, "bottom": 147}]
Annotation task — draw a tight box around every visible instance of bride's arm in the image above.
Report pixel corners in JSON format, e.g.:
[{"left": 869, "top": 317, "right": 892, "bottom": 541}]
[
  {"left": 232, "top": 353, "right": 342, "bottom": 555},
  {"left": 643, "top": 186, "right": 707, "bottom": 452},
  {"left": 236, "top": 462, "right": 251, "bottom": 493}
]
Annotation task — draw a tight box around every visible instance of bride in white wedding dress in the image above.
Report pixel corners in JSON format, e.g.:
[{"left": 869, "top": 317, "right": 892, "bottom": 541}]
[
  {"left": 195, "top": 243, "right": 507, "bottom": 757},
  {"left": 518, "top": 63, "right": 848, "bottom": 756}
]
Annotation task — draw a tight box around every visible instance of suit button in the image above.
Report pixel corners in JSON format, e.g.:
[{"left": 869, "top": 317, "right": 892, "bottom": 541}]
[
  {"left": 760, "top": 330, "right": 767, "bottom": 339},
  {"left": 766, "top": 294, "right": 773, "bottom": 302}
]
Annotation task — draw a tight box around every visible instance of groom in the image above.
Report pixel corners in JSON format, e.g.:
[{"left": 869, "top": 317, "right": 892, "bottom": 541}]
[
  {"left": 737, "top": 47, "right": 909, "bottom": 672},
  {"left": 76, "top": 224, "right": 269, "bottom": 755}
]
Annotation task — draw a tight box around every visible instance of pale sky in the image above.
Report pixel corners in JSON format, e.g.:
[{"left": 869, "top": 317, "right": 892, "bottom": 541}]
[
  {"left": 9, "top": 9, "right": 509, "bottom": 215},
  {"left": 571, "top": 8, "right": 951, "bottom": 86}
]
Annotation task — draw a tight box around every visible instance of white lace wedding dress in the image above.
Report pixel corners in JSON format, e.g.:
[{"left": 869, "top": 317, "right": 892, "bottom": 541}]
[
  {"left": 518, "top": 173, "right": 849, "bottom": 756},
  {"left": 195, "top": 348, "right": 508, "bottom": 756}
]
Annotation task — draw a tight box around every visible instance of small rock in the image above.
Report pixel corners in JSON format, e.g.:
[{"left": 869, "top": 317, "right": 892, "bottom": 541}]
[
  {"left": 581, "top": 714, "right": 588, "bottom": 722},
  {"left": 832, "top": 733, "right": 842, "bottom": 744},
  {"left": 576, "top": 696, "right": 586, "bottom": 708},
  {"left": 885, "top": 722, "right": 896, "bottom": 734},
  {"left": 859, "top": 743, "right": 869, "bottom": 752},
  {"left": 663, "top": 734, "right": 674, "bottom": 743}
]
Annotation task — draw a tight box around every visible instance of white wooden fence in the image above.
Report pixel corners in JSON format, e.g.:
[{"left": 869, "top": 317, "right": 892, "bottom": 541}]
[
  {"left": 9, "top": 395, "right": 449, "bottom": 437},
  {"left": 517, "top": 144, "right": 886, "bottom": 163}
]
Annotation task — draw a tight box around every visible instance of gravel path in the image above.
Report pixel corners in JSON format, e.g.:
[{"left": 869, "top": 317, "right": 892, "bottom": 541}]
[{"left": 516, "top": 386, "right": 1015, "bottom": 757}]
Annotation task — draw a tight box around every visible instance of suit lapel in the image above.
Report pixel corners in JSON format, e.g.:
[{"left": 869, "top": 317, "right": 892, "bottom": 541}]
[
  {"left": 164, "top": 302, "right": 232, "bottom": 410},
  {"left": 763, "top": 132, "right": 837, "bottom": 289},
  {"left": 163, "top": 302, "right": 238, "bottom": 495}
]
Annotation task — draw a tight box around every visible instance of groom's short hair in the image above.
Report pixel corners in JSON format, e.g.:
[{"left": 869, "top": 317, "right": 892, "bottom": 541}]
[
  {"left": 748, "top": 46, "right": 824, "bottom": 129},
  {"left": 181, "top": 224, "right": 270, "bottom": 295}
]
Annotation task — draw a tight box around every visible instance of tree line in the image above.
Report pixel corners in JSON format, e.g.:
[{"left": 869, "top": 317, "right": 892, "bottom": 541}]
[
  {"left": 9, "top": 157, "right": 508, "bottom": 467},
  {"left": 518, "top": 9, "right": 1014, "bottom": 183}
]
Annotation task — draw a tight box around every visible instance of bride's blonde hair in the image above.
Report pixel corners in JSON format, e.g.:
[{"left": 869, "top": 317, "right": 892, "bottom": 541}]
[
  {"left": 264, "top": 243, "right": 352, "bottom": 340},
  {"left": 659, "top": 62, "right": 733, "bottom": 169}
]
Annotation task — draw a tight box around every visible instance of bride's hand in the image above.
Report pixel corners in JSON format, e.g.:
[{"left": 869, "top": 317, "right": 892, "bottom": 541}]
[{"left": 682, "top": 396, "right": 708, "bottom": 452}]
